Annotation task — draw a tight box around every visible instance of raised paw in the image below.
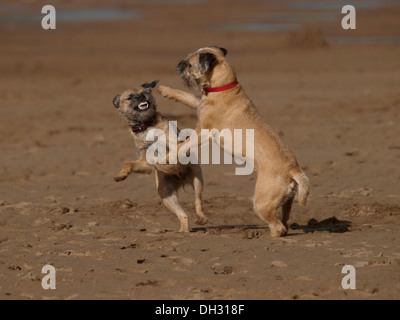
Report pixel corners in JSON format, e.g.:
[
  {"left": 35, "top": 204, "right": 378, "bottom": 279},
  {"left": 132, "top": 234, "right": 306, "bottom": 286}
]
[
  {"left": 157, "top": 85, "right": 172, "bottom": 98},
  {"left": 114, "top": 162, "right": 134, "bottom": 182},
  {"left": 114, "top": 173, "right": 128, "bottom": 182}
]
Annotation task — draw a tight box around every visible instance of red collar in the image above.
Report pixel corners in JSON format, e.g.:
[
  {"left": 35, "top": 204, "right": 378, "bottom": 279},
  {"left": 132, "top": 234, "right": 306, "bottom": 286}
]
[
  {"left": 131, "top": 120, "right": 153, "bottom": 133},
  {"left": 203, "top": 80, "right": 239, "bottom": 96}
]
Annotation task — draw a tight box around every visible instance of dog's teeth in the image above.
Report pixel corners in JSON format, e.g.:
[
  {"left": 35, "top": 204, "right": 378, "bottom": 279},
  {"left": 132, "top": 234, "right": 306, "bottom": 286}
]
[{"left": 138, "top": 102, "right": 149, "bottom": 110}]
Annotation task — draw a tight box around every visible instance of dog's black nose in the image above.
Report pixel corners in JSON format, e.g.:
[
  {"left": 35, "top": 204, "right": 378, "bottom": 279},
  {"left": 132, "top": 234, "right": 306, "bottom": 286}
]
[{"left": 177, "top": 60, "right": 187, "bottom": 75}]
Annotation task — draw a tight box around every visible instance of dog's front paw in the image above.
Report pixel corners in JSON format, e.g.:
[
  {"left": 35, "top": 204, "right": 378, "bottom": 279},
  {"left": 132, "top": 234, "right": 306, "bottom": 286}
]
[
  {"left": 157, "top": 85, "right": 172, "bottom": 98},
  {"left": 114, "top": 173, "right": 128, "bottom": 182}
]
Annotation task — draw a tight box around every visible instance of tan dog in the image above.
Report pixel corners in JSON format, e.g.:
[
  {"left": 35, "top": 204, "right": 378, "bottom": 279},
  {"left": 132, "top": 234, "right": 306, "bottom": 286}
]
[
  {"left": 112, "top": 80, "right": 207, "bottom": 232},
  {"left": 158, "top": 47, "right": 309, "bottom": 237}
]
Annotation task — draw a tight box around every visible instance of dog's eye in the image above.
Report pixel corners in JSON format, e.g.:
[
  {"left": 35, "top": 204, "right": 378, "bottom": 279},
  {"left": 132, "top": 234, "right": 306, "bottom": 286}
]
[
  {"left": 127, "top": 94, "right": 133, "bottom": 100},
  {"left": 188, "top": 64, "right": 192, "bottom": 68}
]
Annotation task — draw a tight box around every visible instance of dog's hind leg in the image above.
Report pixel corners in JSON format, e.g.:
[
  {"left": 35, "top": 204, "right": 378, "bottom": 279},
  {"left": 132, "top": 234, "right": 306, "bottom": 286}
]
[
  {"left": 156, "top": 171, "right": 189, "bottom": 232},
  {"left": 281, "top": 196, "right": 294, "bottom": 231},
  {"left": 191, "top": 165, "right": 208, "bottom": 225},
  {"left": 253, "top": 176, "right": 288, "bottom": 238}
]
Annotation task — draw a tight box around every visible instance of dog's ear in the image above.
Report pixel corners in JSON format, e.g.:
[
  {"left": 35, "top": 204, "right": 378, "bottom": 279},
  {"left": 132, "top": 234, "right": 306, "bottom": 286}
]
[
  {"left": 177, "top": 60, "right": 187, "bottom": 75},
  {"left": 199, "top": 52, "right": 218, "bottom": 73},
  {"left": 208, "top": 46, "right": 228, "bottom": 56},
  {"left": 141, "top": 80, "right": 159, "bottom": 90},
  {"left": 113, "top": 94, "right": 120, "bottom": 108},
  {"left": 218, "top": 47, "right": 228, "bottom": 56}
]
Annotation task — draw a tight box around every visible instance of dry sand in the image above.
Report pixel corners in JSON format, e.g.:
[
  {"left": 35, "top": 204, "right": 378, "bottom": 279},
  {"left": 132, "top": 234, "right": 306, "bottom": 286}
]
[{"left": 0, "top": 0, "right": 399, "bottom": 300}]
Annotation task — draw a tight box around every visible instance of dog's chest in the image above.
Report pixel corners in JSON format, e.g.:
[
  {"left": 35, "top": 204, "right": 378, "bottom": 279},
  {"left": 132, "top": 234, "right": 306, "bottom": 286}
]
[
  {"left": 132, "top": 131, "right": 153, "bottom": 150},
  {"left": 131, "top": 120, "right": 177, "bottom": 152},
  {"left": 198, "top": 102, "right": 226, "bottom": 129}
]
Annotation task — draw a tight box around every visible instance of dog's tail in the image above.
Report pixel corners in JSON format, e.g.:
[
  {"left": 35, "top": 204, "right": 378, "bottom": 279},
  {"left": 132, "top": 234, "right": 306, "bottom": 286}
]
[{"left": 290, "top": 166, "right": 310, "bottom": 206}]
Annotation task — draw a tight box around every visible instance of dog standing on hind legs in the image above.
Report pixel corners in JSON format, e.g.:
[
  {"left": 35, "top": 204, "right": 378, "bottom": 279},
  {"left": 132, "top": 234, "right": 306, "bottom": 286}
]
[
  {"left": 112, "top": 80, "right": 208, "bottom": 232},
  {"left": 158, "top": 46, "right": 310, "bottom": 238}
]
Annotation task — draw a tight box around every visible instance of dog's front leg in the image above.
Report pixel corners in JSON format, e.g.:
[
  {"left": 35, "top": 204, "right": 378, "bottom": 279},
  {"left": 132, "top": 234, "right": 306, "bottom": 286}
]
[
  {"left": 177, "top": 127, "right": 210, "bottom": 160},
  {"left": 158, "top": 85, "right": 201, "bottom": 109},
  {"left": 114, "top": 160, "right": 153, "bottom": 182}
]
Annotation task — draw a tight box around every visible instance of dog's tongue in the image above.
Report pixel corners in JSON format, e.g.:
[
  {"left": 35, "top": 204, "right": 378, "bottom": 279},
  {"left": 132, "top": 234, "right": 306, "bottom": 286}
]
[{"left": 138, "top": 102, "right": 149, "bottom": 110}]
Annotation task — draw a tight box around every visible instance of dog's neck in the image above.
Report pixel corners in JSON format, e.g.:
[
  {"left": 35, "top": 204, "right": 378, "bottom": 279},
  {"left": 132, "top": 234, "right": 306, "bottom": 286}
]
[
  {"left": 130, "top": 119, "right": 154, "bottom": 133},
  {"left": 202, "top": 79, "right": 239, "bottom": 96}
]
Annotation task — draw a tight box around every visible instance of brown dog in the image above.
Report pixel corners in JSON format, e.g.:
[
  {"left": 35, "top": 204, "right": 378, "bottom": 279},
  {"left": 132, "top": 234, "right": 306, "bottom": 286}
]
[
  {"left": 112, "top": 80, "right": 207, "bottom": 232},
  {"left": 158, "top": 47, "right": 309, "bottom": 237}
]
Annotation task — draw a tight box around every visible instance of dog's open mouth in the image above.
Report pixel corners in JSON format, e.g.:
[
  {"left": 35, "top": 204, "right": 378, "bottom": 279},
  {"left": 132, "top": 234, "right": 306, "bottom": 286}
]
[{"left": 138, "top": 102, "right": 149, "bottom": 110}]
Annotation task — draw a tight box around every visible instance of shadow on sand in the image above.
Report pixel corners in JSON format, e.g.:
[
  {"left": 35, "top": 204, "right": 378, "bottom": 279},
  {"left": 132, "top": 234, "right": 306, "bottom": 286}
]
[
  {"left": 191, "top": 224, "right": 264, "bottom": 233},
  {"left": 191, "top": 217, "right": 352, "bottom": 235},
  {"left": 290, "top": 216, "right": 352, "bottom": 234}
]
